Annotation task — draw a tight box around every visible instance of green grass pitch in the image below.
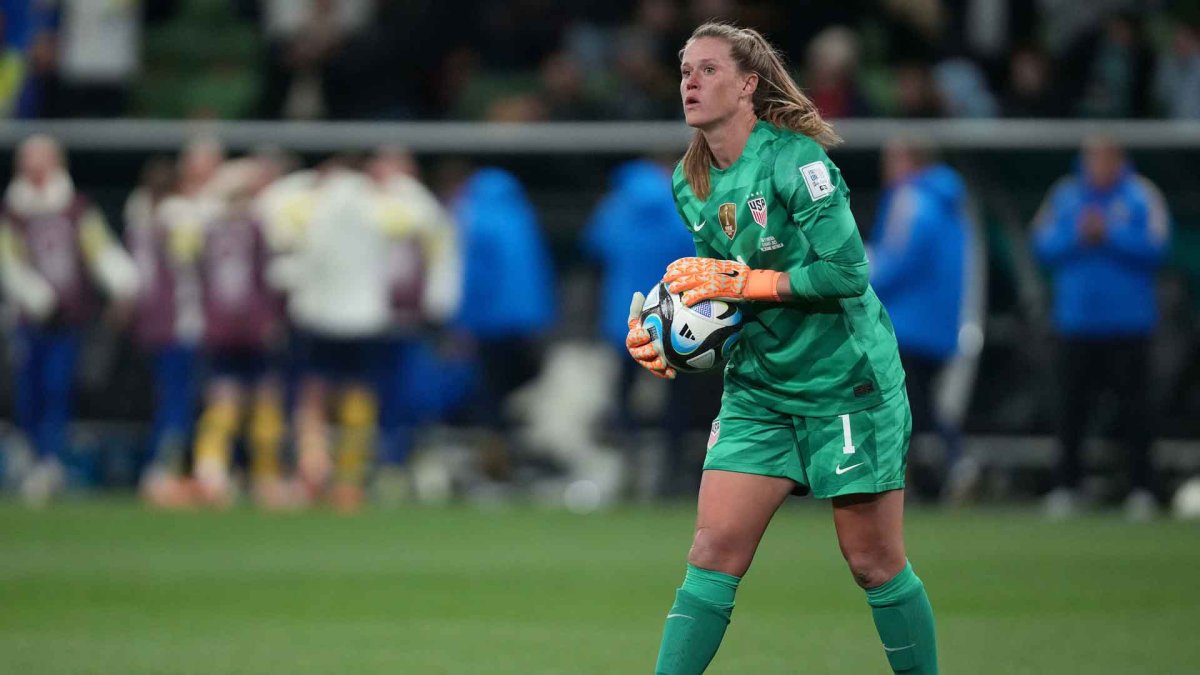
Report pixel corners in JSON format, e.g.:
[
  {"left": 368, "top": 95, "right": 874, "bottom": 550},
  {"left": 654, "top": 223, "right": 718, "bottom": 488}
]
[{"left": 2, "top": 500, "right": 1198, "bottom": 674}]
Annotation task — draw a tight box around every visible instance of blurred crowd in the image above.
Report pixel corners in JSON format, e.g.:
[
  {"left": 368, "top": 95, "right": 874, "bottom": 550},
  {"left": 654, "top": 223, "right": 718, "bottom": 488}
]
[
  {"left": 0, "top": 128, "right": 1184, "bottom": 520},
  {"left": 1, "top": 0, "right": 1199, "bottom": 121},
  {"left": 1, "top": 134, "right": 561, "bottom": 510}
]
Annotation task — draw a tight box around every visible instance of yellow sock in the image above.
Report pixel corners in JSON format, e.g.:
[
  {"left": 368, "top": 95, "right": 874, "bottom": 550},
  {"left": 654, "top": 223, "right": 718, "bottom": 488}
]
[
  {"left": 194, "top": 400, "right": 240, "bottom": 478},
  {"left": 335, "top": 388, "right": 377, "bottom": 486},
  {"left": 249, "top": 396, "right": 285, "bottom": 482}
]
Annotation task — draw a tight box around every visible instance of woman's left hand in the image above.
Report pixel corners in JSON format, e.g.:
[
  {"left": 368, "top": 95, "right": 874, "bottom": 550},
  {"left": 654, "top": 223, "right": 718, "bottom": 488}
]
[{"left": 664, "top": 257, "right": 785, "bottom": 306}]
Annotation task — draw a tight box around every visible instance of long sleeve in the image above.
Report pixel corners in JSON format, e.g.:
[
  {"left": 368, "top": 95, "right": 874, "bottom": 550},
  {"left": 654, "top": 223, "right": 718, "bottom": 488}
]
[
  {"left": 1031, "top": 181, "right": 1081, "bottom": 268},
  {"left": 786, "top": 191, "right": 870, "bottom": 300},
  {"left": 1103, "top": 178, "right": 1169, "bottom": 268},
  {"left": 772, "top": 143, "right": 868, "bottom": 301},
  {"left": 869, "top": 187, "right": 931, "bottom": 297},
  {"left": 79, "top": 207, "right": 139, "bottom": 303},
  {"left": 0, "top": 219, "right": 56, "bottom": 320},
  {"left": 419, "top": 201, "right": 463, "bottom": 324}
]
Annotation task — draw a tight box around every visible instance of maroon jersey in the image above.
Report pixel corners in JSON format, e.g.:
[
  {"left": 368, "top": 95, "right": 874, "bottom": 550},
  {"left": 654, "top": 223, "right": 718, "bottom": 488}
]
[
  {"left": 127, "top": 211, "right": 182, "bottom": 349},
  {"left": 6, "top": 196, "right": 98, "bottom": 326},
  {"left": 200, "top": 212, "right": 282, "bottom": 350}
]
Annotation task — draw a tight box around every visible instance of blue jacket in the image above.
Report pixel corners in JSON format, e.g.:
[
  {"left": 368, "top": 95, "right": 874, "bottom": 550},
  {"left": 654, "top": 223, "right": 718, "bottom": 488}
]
[
  {"left": 1033, "top": 161, "right": 1169, "bottom": 337},
  {"left": 452, "top": 168, "right": 556, "bottom": 338},
  {"left": 583, "top": 160, "right": 695, "bottom": 350},
  {"left": 870, "top": 164, "right": 969, "bottom": 361}
]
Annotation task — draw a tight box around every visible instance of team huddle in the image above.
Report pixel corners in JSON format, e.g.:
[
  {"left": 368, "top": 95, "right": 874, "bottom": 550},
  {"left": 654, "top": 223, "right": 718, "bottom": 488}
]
[{"left": 1, "top": 135, "right": 458, "bottom": 512}]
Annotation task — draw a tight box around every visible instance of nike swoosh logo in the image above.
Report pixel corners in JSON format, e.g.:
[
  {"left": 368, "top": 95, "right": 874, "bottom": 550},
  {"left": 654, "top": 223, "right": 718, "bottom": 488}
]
[
  {"left": 692, "top": 220, "right": 706, "bottom": 232},
  {"left": 883, "top": 644, "right": 915, "bottom": 653},
  {"left": 666, "top": 614, "right": 694, "bottom": 620},
  {"left": 835, "top": 462, "right": 863, "bottom": 475}
]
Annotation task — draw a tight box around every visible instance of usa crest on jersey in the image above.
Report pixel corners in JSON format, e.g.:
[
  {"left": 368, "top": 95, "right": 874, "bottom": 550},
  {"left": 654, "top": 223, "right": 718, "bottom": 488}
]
[{"left": 747, "top": 192, "right": 768, "bottom": 227}]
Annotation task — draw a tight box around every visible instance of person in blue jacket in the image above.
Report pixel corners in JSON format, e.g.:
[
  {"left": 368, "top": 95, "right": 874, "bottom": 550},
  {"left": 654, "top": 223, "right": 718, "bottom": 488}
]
[
  {"left": 583, "top": 158, "right": 715, "bottom": 497},
  {"left": 1033, "top": 136, "right": 1170, "bottom": 520},
  {"left": 450, "top": 166, "right": 555, "bottom": 479},
  {"left": 869, "top": 139, "right": 969, "bottom": 501}
]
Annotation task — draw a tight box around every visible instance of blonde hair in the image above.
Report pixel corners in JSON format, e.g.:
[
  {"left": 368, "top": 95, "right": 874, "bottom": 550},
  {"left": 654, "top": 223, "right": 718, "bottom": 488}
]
[{"left": 680, "top": 23, "right": 841, "bottom": 200}]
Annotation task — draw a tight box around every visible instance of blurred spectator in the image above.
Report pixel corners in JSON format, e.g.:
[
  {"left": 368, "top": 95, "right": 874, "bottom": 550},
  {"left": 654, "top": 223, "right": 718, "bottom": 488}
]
[
  {"left": 48, "top": 0, "right": 142, "bottom": 117},
  {"left": 894, "top": 61, "right": 946, "bottom": 117},
  {"left": 582, "top": 158, "right": 701, "bottom": 496},
  {"left": 0, "top": 10, "right": 23, "bottom": 117},
  {"left": 804, "top": 26, "right": 872, "bottom": 119},
  {"left": 124, "top": 156, "right": 201, "bottom": 508},
  {"left": 475, "top": 0, "right": 569, "bottom": 71},
  {"left": 1078, "top": 12, "right": 1153, "bottom": 118},
  {"left": 869, "top": 139, "right": 973, "bottom": 502},
  {"left": 608, "top": 0, "right": 683, "bottom": 120},
  {"left": 1153, "top": 20, "right": 1200, "bottom": 119},
  {"left": 17, "top": 3, "right": 58, "bottom": 117},
  {"left": 934, "top": 58, "right": 999, "bottom": 117},
  {"left": 879, "top": 0, "right": 946, "bottom": 63},
  {"left": 0, "top": 135, "right": 138, "bottom": 506},
  {"left": 1002, "top": 44, "right": 1065, "bottom": 117},
  {"left": 258, "top": 0, "right": 373, "bottom": 119},
  {"left": 1033, "top": 136, "right": 1170, "bottom": 520},
  {"left": 449, "top": 166, "right": 556, "bottom": 481},
  {"left": 537, "top": 50, "right": 606, "bottom": 120},
  {"left": 946, "top": 0, "right": 1039, "bottom": 81}
]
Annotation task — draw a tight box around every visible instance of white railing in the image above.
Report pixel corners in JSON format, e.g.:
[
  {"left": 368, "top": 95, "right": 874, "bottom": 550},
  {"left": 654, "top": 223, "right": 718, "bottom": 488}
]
[{"left": 1, "top": 119, "right": 1200, "bottom": 153}]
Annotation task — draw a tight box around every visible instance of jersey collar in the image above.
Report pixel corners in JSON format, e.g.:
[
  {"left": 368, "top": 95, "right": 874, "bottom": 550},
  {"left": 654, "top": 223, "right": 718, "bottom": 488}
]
[{"left": 710, "top": 119, "right": 773, "bottom": 178}]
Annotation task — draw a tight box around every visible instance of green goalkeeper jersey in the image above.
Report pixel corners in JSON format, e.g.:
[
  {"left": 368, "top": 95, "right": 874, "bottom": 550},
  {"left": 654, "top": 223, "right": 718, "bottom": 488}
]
[{"left": 671, "top": 120, "right": 905, "bottom": 417}]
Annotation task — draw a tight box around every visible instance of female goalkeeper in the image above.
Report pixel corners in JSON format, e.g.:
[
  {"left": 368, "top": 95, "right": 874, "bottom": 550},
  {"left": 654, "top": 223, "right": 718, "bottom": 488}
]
[{"left": 626, "top": 23, "right": 938, "bottom": 674}]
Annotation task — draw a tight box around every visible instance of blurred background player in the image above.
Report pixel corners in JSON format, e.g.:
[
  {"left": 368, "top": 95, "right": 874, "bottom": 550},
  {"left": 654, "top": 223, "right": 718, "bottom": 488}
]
[
  {"left": 1034, "top": 135, "right": 1171, "bottom": 521},
  {"left": 152, "top": 138, "right": 226, "bottom": 502},
  {"left": 190, "top": 159, "right": 290, "bottom": 508},
  {"left": 124, "top": 156, "right": 201, "bottom": 507},
  {"left": 582, "top": 157, "right": 714, "bottom": 498},
  {"left": 445, "top": 165, "right": 555, "bottom": 485},
  {"left": 0, "top": 134, "right": 137, "bottom": 506},
  {"left": 366, "top": 147, "right": 461, "bottom": 497},
  {"left": 868, "top": 138, "right": 974, "bottom": 503},
  {"left": 267, "top": 158, "right": 393, "bottom": 511}
]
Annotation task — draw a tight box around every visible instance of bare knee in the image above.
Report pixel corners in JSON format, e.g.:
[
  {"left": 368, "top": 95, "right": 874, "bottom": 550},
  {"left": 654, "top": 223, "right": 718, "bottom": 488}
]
[
  {"left": 687, "top": 527, "right": 755, "bottom": 577},
  {"left": 841, "top": 544, "right": 904, "bottom": 589}
]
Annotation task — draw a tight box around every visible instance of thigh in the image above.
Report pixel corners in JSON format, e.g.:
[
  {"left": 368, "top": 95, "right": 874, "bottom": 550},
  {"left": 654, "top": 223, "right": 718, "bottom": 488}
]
[
  {"left": 691, "top": 469, "right": 795, "bottom": 577},
  {"left": 704, "top": 388, "right": 808, "bottom": 489},
  {"left": 43, "top": 331, "right": 80, "bottom": 396},
  {"left": 1057, "top": 338, "right": 1098, "bottom": 416},
  {"left": 802, "top": 390, "right": 911, "bottom": 500},
  {"left": 1108, "top": 338, "right": 1149, "bottom": 404}
]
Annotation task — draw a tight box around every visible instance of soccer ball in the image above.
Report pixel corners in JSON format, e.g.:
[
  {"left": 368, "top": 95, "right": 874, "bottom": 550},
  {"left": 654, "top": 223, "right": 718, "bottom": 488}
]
[
  {"left": 1172, "top": 477, "right": 1200, "bottom": 520},
  {"left": 639, "top": 281, "right": 743, "bottom": 373}
]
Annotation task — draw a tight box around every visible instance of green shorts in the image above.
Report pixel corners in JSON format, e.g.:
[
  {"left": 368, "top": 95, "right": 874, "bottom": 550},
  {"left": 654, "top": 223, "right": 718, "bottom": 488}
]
[{"left": 703, "top": 386, "right": 911, "bottom": 499}]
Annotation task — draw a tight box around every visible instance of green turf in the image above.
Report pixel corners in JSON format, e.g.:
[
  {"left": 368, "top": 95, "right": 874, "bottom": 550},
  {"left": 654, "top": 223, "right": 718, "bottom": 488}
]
[{"left": 1, "top": 500, "right": 1198, "bottom": 674}]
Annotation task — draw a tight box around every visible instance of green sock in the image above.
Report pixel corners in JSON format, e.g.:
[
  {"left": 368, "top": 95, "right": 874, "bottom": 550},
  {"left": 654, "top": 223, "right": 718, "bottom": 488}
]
[
  {"left": 654, "top": 564, "right": 741, "bottom": 675},
  {"left": 866, "top": 561, "right": 939, "bottom": 674}
]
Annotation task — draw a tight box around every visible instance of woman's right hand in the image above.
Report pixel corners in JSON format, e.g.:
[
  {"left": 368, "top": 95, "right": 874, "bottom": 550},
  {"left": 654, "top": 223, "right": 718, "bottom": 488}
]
[{"left": 626, "top": 292, "right": 675, "bottom": 379}]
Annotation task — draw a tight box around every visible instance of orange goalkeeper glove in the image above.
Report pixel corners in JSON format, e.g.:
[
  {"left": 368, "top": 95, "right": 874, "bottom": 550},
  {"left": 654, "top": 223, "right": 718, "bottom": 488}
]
[
  {"left": 663, "top": 257, "right": 786, "bottom": 307},
  {"left": 626, "top": 292, "right": 675, "bottom": 379}
]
